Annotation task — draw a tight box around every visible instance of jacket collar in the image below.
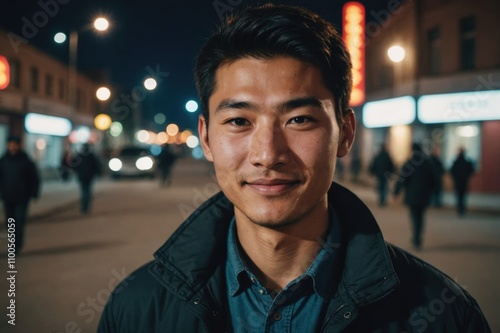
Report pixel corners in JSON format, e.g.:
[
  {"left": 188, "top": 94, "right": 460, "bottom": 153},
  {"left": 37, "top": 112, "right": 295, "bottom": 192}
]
[{"left": 152, "top": 182, "right": 399, "bottom": 306}]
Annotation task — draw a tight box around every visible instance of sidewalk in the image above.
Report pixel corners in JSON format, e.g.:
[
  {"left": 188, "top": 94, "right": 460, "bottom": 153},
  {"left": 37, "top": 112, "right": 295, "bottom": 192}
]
[{"left": 0, "top": 177, "right": 105, "bottom": 220}]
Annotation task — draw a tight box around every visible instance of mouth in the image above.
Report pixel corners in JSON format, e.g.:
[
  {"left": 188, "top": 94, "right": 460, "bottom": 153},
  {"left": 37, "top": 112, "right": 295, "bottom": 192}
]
[{"left": 244, "top": 178, "right": 300, "bottom": 195}]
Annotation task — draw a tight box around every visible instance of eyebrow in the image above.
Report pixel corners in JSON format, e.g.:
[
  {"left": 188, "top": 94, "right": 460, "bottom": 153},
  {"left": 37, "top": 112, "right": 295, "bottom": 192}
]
[{"left": 214, "top": 96, "right": 324, "bottom": 114}]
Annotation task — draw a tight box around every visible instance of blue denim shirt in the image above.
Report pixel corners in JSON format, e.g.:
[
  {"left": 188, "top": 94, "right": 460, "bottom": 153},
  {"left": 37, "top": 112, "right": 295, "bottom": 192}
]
[{"left": 225, "top": 209, "right": 342, "bottom": 333}]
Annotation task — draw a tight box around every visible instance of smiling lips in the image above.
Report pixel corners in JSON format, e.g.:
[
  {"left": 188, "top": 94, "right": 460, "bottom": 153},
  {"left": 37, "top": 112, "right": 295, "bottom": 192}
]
[{"left": 245, "top": 178, "right": 300, "bottom": 195}]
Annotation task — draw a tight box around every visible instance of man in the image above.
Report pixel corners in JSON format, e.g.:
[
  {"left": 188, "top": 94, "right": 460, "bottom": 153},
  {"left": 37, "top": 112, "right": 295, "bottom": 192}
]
[
  {"left": 369, "top": 144, "right": 394, "bottom": 206},
  {"left": 394, "top": 143, "right": 435, "bottom": 250},
  {"left": 157, "top": 144, "right": 177, "bottom": 187},
  {"left": 72, "top": 143, "right": 101, "bottom": 214},
  {"left": 0, "top": 135, "right": 40, "bottom": 254},
  {"left": 450, "top": 147, "right": 475, "bottom": 216},
  {"left": 99, "top": 4, "right": 490, "bottom": 332},
  {"left": 429, "top": 147, "right": 445, "bottom": 207}
]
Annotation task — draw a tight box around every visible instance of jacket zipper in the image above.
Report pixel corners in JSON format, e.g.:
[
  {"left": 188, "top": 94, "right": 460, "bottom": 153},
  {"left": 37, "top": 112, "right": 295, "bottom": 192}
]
[{"left": 320, "top": 303, "right": 346, "bottom": 332}]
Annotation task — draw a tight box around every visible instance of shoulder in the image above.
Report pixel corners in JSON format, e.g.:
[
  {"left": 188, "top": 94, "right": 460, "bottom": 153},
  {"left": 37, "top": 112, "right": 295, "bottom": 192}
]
[
  {"left": 103, "top": 261, "right": 166, "bottom": 313},
  {"left": 99, "top": 261, "right": 200, "bottom": 333}
]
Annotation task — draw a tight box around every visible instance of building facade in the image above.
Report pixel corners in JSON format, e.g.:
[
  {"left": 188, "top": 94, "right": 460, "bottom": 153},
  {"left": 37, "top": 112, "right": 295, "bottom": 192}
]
[
  {"left": 362, "top": 0, "right": 500, "bottom": 193},
  {"left": 0, "top": 28, "right": 108, "bottom": 178}
]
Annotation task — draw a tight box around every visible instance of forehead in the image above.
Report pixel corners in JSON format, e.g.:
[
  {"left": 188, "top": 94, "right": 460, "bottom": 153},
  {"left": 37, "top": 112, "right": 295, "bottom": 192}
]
[{"left": 209, "top": 57, "right": 333, "bottom": 111}]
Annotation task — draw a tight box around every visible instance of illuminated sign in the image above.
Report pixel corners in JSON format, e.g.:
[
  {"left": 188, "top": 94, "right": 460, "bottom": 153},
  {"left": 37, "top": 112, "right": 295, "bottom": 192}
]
[
  {"left": 362, "top": 96, "right": 416, "bottom": 128},
  {"left": 0, "top": 55, "right": 10, "bottom": 90},
  {"left": 418, "top": 90, "right": 500, "bottom": 123},
  {"left": 25, "top": 113, "right": 72, "bottom": 136},
  {"left": 343, "top": 2, "right": 365, "bottom": 107}
]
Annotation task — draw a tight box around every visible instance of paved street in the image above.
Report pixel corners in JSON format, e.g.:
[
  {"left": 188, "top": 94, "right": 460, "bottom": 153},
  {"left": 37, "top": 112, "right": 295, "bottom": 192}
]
[{"left": 0, "top": 158, "right": 499, "bottom": 332}]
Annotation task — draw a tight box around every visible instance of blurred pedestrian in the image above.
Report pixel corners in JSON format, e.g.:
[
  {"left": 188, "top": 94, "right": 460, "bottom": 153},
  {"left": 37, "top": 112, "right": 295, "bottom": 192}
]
[
  {"left": 59, "top": 148, "right": 73, "bottom": 182},
  {"left": 157, "top": 144, "right": 177, "bottom": 187},
  {"left": 72, "top": 143, "right": 102, "bottom": 214},
  {"left": 429, "top": 147, "right": 445, "bottom": 207},
  {"left": 450, "top": 147, "right": 475, "bottom": 216},
  {"left": 394, "top": 143, "right": 435, "bottom": 250},
  {"left": 0, "top": 135, "right": 40, "bottom": 254},
  {"left": 369, "top": 144, "right": 394, "bottom": 206}
]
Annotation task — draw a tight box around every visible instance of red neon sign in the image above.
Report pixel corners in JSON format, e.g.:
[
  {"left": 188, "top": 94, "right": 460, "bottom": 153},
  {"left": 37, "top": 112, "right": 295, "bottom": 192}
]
[
  {"left": 343, "top": 2, "right": 365, "bottom": 107},
  {"left": 0, "top": 55, "right": 10, "bottom": 90}
]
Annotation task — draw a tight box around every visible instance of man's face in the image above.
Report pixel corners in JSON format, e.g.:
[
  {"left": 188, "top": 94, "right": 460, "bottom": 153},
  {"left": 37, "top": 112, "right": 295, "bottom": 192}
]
[
  {"left": 7, "top": 141, "right": 20, "bottom": 156},
  {"left": 199, "top": 57, "right": 355, "bottom": 228}
]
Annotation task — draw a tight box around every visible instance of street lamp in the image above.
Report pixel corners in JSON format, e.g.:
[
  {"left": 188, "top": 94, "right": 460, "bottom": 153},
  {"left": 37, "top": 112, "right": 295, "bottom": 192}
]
[
  {"left": 144, "top": 78, "right": 157, "bottom": 91},
  {"left": 387, "top": 45, "right": 405, "bottom": 97},
  {"left": 55, "top": 17, "right": 110, "bottom": 118},
  {"left": 96, "top": 86, "right": 111, "bottom": 101},
  {"left": 185, "top": 100, "right": 199, "bottom": 113}
]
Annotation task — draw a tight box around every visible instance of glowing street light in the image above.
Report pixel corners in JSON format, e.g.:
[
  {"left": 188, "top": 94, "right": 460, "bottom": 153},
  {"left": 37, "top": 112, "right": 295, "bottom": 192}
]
[
  {"left": 94, "top": 17, "right": 110, "bottom": 31},
  {"left": 54, "top": 16, "right": 111, "bottom": 120},
  {"left": 94, "top": 114, "right": 112, "bottom": 130},
  {"left": 144, "top": 78, "right": 157, "bottom": 91},
  {"left": 387, "top": 45, "right": 405, "bottom": 63},
  {"left": 96, "top": 87, "right": 111, "bottom": 101},
  {"left": 166, "top": 123, "right": 179, "bottom": 136},
  {"left": 185, "top": 100, "right": 199, "bottom": 112},
  {"left": 54, "top": 32, "right": 67, "bottom": 43}
]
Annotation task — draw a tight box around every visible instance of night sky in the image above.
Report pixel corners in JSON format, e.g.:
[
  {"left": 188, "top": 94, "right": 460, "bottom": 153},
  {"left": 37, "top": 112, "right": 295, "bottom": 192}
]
[{"left": 1, "top": 0, "right": 393, "bottom": 132}]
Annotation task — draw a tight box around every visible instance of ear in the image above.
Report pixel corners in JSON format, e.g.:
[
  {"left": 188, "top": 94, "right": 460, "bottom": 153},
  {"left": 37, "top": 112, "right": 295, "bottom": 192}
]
[
  {"left": 337, "top": 109, "right": 356, "bottom": 158},
  {"left": 198, "top": 115, "right": 214, "bottom": 162}
]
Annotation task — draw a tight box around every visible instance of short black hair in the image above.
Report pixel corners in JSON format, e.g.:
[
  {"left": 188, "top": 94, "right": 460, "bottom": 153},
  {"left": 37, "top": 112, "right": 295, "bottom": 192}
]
[{"left": 195, "top": 3, "right": 352, "bottom": 127}]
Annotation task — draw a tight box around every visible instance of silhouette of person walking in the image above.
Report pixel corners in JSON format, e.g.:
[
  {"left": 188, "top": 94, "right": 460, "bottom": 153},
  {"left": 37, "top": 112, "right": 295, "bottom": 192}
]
[
  {"left": 450, "top": 147, "right": 474, "bottom": 216},
  {"left": 157, "top": 144, "right": 177, "bottom": 187},
  {"left": 369, "top": 144, "right": 394, "bottom": 206},
  {"left": 429, "top": 147, "right": 445, "bottom": 207},
  {"left": 393, "top": 143, "right": 435, "bottom": 250},
  {"left": 72, "top": 143, "right": 102, "bottom": 214},
  {"left": 0, "top": 135, "right": 40, "bottom": 254}
]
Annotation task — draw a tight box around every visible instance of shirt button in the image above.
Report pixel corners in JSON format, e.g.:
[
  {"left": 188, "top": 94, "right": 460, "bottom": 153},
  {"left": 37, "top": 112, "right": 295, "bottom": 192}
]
[
  {"left": 250, "top": 277, "right": 256, "bottom": 283},
  {"left": 343, "top": 311, "right": 352, "bottom": 319},
  {"left": 259, "top": 289, "right": 265, "bottom": 294},
  {"left": 273, "top": 312, "right": 282, "bottom": 321}
]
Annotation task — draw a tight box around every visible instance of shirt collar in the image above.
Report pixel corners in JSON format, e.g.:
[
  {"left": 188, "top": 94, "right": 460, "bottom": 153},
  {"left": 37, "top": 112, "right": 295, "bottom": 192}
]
[
  {"left": 226, "top": 216, "right": 254, "bottom": 296},
  {"left": 226, "top": 207, "right": 342, "bottom": 299}
]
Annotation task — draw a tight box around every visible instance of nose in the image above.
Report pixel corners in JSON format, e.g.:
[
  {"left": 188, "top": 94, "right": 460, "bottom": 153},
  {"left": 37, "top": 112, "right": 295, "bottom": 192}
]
[{"left": 249, "top": 123, "right": 290, "bottom": 169}]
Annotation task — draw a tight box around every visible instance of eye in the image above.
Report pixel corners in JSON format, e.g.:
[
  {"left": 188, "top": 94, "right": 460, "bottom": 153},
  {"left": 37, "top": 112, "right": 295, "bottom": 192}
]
[
  {"left": 227, "top": 118, "right": 250, "bottom": 126},
  {"left": 289, "top": 116, "right": 313, "bottom": 124}
]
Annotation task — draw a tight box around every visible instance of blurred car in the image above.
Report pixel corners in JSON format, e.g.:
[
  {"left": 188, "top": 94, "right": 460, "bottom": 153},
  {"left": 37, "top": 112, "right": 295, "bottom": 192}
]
[{"left": 108, "top": 146, "right": 157, "bottom": 179}]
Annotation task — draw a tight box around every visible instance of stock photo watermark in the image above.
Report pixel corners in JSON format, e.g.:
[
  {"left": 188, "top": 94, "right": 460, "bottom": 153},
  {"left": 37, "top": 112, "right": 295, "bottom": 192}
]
[
  {"left": 52, "top": 267, "right": 135, "bottom": 333},
  {"left": 5, "top": 218, "right": 17, "bottom": 326}
]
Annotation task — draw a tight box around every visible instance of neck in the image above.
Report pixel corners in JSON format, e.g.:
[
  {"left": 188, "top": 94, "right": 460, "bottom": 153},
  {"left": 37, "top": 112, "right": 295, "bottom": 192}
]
[{"left": 235, "top": 205, "right": 329, "bottom": 291}]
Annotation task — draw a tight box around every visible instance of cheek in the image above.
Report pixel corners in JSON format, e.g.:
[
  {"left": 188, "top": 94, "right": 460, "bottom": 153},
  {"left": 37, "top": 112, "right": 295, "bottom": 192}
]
[{"left": 211, "top": 135, "right": 247, "bottom": 171}]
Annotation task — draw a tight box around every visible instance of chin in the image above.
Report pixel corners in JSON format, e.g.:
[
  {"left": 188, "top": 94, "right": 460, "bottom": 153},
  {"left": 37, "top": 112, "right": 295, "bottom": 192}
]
[{"left": 245, "top": 209, "right": 301, "bottom": 229}]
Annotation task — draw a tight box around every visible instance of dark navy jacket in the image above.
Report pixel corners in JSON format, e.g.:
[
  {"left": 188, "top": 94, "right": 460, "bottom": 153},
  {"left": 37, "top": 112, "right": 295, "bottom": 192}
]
[{"left": 98, "top": 183, "right": 490, "bottom": 332}]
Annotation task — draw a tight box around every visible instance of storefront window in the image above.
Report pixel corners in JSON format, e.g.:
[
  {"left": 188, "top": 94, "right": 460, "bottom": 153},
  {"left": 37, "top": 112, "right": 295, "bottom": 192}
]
[{"left": 443, "top": 122, "right": 481, "bottom": 170}]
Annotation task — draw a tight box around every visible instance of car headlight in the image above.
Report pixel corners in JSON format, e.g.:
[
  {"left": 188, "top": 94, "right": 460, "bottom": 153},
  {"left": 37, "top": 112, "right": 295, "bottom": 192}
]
[
  {"left": 136, "top": 156, "right": 154, "bottom": 170},
  {"left": 108, "top": 158, "right": 122, "bottom": 171}
]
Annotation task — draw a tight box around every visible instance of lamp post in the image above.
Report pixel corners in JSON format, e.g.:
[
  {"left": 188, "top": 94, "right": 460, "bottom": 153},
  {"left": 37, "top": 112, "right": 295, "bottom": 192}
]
[
  {"left": 387, "top": 45, "right": 405, "bottom": 97},
  {"left": 55, "top": 17, "right": 110, "bottom": 120}
]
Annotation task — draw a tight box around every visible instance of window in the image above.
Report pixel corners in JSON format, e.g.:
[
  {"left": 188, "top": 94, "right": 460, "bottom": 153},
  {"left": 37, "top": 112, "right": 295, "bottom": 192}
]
[
  {"left": 9, "top": 60, "right": 21, "bottom": 89},
  {"left": 45, "top": 74, "right": 53, "bottom": 96},
  {"left": 58, "top": 78, "right": 65, "bottom": 100},
  {"left": 460, "top": 16, "right": 476, "bottom": 70},
  {"left": 30, "top": 67, "right": 39, "bottom": 92},
  {"left": 428, "top": 28, "right": 441, "bottom": 75}
]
